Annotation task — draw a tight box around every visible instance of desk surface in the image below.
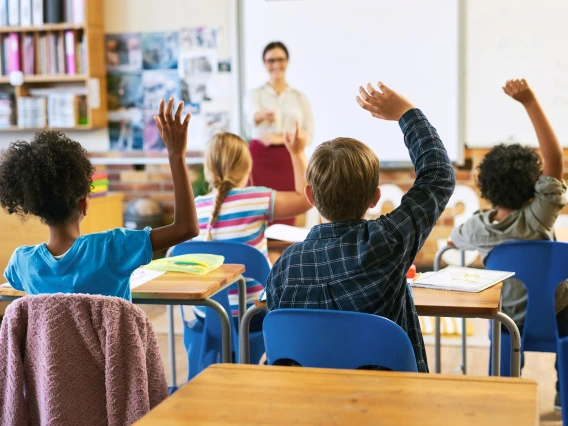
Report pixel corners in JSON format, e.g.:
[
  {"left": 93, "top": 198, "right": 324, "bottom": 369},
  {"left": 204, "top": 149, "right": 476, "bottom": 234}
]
[
  {"left": 135, "top": 364, "right": 538, "bottom": 426},
  {"left": 0, "top": 264, "right": 246, "bottom": 301},
  {"left": 254, "top": 283, "right": 502, "bottom": 316}
]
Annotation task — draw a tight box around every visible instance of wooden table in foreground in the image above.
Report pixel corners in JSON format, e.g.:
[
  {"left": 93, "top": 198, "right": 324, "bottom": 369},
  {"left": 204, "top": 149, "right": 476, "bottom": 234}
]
[
  {"left": 240, "top": 283, "right": 521, "bottom": 377},
  {"left": 0, "top": 264, "right": 247, "bottom": 387},
  {"left": 135, "top": 364, "right": 538, "bottom": 426}
]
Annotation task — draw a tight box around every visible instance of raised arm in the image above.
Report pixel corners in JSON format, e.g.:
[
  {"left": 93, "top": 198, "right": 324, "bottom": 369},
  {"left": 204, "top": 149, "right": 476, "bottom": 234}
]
[
  {"left": 504, "top": 79, "right": 563, "bottom": 180},
  {"left": 356, "top": 82, "right": 456, "bottom": 258},
  {"left": 272, "top": 120, "right": 313, "bottom": 219},
  {"left": 150, "top": 98, "right": 200, "bottom": 252}
]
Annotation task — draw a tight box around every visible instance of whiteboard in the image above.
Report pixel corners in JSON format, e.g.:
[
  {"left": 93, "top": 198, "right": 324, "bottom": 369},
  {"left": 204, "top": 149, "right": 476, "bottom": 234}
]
[
  {"left": 241, "top": 0, "right": 461, "bottom": 163},
  {"left": 467, "top": 0, "right": 568, "bottom": 147}
]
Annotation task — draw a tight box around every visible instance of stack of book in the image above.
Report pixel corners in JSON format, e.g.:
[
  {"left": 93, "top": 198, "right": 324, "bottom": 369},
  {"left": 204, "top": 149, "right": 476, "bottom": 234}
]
[
  {"left": 17, "top": 96, "right": 47, "bottom": 128},
  {"left": 0, "top": 94, "right": 13, "bottom": 128},
  {"left": 91, "top": 171, "right": 108, "bottom": 197},
  {"left": 47, "top": 92, "right": 76, "bottom": 127},
  {"left": 0, "top": 0, "right": 85, "bottom": 27}
]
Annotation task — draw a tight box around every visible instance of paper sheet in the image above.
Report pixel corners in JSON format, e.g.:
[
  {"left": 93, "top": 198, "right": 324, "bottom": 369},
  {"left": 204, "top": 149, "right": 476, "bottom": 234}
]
[
  {"left": 130, "top": 268, "right": 166, "bottom": 289},
  {"left": 412, "top": 266, "right": 514, "bottom": 293},
  {"left": 265, "top": 224, "right": 310, "bottom": 243}
]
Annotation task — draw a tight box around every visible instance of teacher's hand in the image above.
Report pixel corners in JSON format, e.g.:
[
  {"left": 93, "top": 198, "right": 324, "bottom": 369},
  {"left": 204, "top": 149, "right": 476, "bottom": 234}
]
[
  {"left": 254, "top": 109, "right": 276, "bottom": 125},
  {"left": 284, "top": 121, "right": 307, "bottom": 155}
]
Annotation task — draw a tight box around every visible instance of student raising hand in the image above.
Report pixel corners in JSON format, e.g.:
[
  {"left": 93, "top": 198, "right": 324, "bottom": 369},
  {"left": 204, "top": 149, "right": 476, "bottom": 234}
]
[
  {"left": 151, "top": 98, "right": 200, "bottom": 252},
  {"left": 356, "top": 82, "right": 415, "bottom": 121},
  {"left": 503, "top": 78, "right": 563, "bottom": 180},
  {"left": 502, "top": 78, "right": 535, "bottom": 105},
  {"left": 284, "top": 120, "right": 307, "bottom": 154}
]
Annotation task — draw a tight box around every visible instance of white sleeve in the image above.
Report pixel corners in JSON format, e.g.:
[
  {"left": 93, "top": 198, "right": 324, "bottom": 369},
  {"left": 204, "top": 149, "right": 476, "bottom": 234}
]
[
  {"left": 243, "top": 89, "right": 260, "bottom": 140},
  {"left": 300, "top": 92, "right": 315, "bottom": 145}
]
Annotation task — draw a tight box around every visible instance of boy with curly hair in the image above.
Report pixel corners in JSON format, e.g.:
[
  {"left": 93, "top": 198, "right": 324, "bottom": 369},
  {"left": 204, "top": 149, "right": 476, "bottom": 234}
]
[
  {"left": 451, "top": 79, "right": 568, "bottom": 409},
  {"left": 0, "top": 98, "right": 199, "bottom": 301}
]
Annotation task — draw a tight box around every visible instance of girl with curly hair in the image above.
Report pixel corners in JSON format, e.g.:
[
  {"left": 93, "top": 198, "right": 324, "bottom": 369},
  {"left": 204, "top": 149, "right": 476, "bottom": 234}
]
[{"left": 0, "top": 98, "right": 199, "bottom": 301}]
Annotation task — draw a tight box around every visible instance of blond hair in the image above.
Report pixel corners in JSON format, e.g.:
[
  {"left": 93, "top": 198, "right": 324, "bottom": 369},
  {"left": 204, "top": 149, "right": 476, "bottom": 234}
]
[
  {"left": 204, "top": 132, "right": 252, "bottom": 240},
  {"left": 306, "top": 138, "right": 379, "bottom": 221}
]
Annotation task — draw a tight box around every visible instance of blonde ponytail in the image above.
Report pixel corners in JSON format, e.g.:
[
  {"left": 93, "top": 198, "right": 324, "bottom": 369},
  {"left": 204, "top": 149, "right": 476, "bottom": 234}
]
[{"left": 204, "top": 132, "right": 252, "bottom": 241}]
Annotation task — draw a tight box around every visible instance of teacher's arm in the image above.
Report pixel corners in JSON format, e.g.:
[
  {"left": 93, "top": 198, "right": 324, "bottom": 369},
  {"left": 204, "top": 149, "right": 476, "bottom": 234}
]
[{"left": 273, "top": 121, "right": 312, "bottom": 219}]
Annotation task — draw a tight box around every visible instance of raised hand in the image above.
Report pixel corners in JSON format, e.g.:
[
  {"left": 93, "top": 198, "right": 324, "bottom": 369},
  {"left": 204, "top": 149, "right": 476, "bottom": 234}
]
[
  {"left": 284, "top": 120, "right": 307, "bottom": 154},
  {"left": 154, "top": 97, "right": 191, "bottom": 157},
  {"left": 503, "top": 79, "right": 536, "bottom": 105},
  {"left": 356, "top": 82, "right": 414, "bottom": 121}
]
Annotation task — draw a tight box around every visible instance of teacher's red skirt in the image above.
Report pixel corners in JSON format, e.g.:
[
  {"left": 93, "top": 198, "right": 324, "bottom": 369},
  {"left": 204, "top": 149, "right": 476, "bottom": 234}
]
[{"left": 249, "top": 139, "right": 296, "bottom": 226}]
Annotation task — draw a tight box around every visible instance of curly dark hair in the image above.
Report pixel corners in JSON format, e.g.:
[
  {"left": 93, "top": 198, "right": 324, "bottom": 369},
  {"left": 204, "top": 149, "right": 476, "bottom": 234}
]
[
  {"left": 0, "top": 131, "right": 94, "bottom": 225},
  {"left": 477, "top": 143, "right": 542, "bottom": 210}
]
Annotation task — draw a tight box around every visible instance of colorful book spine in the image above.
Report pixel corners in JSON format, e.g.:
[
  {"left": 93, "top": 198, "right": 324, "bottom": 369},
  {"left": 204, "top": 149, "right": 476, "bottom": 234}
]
[
  {"left": 24, "top": 34, "right": 34, "bottom": 74},
  {"left": 32, "top": 0, "right": 43, "bottom": 25},
  {"left": 7, "top": 0, "right": 18, "bottom": 26},
  {"left": 20, "top": 0, "right": 31, "bottom": 26},
  {"left": 5, "top": 33, "right": 20, "bottom": 74},
  {"left": 64, "top": 30, "right": 76, "bottom": 75},
  {"left": 44, "top": 0, "right": 63, "bottom": 23}
]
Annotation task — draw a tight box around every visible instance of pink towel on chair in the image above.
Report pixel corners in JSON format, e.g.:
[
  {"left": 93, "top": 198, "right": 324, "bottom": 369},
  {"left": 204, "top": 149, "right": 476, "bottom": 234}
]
[{"left": 0, "top": 294, "right": 168, "bottom": 425}]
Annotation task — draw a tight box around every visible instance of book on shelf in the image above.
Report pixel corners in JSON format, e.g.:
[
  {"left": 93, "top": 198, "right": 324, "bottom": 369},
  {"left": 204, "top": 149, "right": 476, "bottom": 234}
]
[
  {"left": 3, "top": 33, "right": 20, "bottom": 74},
  {"left": 23, "top": 33, "right": 33, "bottom": 74},
  {"left": 32, "top": 0, "right": 42, "bottom": 25},
  {"left": 0, "top": 0, "right": 7, "bottom": 27},
  {"left": 44, "top": 0, "right": 63, "bottom": 23},
  {"left": 0, "top": 92, "right": 14, "bottom": 128},
  {"left": 64, "top": 30, "right": 75, "bottom": 74},
  {"left": 17, "top": 96, "right": 47, "bottom": 128},
  {"left": 19, "top": 0, "right": 30, "bottom": 26},
  {"left": 7, "top": 0, "right": 18, "bottom": 26}
]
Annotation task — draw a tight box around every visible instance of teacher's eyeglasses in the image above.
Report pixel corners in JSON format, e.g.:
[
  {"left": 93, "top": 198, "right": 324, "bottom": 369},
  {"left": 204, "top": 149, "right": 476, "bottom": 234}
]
[{"left": 264, "top": 58, "right": 287, "bottom": 65}]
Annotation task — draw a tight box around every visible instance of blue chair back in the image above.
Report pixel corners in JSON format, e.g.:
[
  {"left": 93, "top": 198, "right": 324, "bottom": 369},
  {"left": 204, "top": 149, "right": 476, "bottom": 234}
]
[
  {"left": 486, "top": 241, "right": 568, "bottom": 352},
  {"left": 172, "top": 241, "right": 270, "bottom": 366},
  {"left": 263, "top": 309, "right": 418, "bottom": 372}
]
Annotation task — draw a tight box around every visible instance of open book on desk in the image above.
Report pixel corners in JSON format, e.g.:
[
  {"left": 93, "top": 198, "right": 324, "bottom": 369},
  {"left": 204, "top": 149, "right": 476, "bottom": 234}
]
[{"left": 412, "top": 266, "right": 514, "bottom": 293}]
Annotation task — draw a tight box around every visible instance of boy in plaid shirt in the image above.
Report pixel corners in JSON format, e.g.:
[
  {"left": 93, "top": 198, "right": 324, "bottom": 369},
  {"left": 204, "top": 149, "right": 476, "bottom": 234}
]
[{"left": 266, "top": 82, "right": 456, "bottom": 372}]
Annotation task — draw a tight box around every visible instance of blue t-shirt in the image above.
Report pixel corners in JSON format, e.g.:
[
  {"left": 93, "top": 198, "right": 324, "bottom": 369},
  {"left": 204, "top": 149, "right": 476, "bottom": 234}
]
[{"left": 4, "top": 227, "right": 153, "bottom": 302}]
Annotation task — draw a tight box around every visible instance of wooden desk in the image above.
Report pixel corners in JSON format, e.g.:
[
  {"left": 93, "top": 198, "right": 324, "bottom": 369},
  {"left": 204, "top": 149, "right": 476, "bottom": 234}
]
[
  {"left": 0, "top": 264, "right": 247, "bottom": 386},
  {"left": 240, "top": 283, "right": 521, "bottom": 377},
  {"left": 135, "top": 364, "right": 539, "bottom": 426},
  {"left": 0, "top": 193, "right": 124, "bottom": 315}
]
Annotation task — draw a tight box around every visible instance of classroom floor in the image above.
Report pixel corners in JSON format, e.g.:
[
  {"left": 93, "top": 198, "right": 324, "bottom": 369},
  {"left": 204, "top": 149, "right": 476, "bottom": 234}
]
[{"left": 142, "top": 305, "right": 562, "bottom": 426}]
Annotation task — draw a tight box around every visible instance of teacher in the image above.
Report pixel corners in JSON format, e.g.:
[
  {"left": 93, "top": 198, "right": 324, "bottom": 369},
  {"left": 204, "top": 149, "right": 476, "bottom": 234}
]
[{"left": 244, "top": 41, "right": 314, "bottom": 225}]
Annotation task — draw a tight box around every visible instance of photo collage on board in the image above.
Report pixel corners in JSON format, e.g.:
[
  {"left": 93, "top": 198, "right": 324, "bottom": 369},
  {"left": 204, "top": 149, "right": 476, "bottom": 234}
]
[{"left": 105, "top": 26, "right": 231, "bottom": 152}]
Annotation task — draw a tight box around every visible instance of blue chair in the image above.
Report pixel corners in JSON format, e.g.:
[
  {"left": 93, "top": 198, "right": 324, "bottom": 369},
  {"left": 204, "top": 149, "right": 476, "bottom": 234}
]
[
  {"left": 557, "top": 336, "right": 568, "bottom": 423},
  {"left": 485, "top": 241, "right": 568, "bottom": 376},
  {"left": 171, "top": 241, "right": 270, "bottom": 381},
  {"left": 263, "top": 309, "right": 418, "bottom": 372}
]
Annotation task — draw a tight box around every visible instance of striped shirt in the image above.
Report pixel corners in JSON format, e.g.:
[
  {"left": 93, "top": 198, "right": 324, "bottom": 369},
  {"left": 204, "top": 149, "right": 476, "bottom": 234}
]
[{"left": 193, "top": 187, "right": 276, "bottom": 317}]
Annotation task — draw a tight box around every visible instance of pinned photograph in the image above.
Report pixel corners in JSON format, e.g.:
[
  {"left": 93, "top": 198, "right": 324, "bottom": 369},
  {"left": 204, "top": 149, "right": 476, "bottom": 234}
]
[
  {"left": 141, "top": 31, "right": 179, "bottom": 70},
  {"left": 144, "top": 112, "right": 166, "bottom": 152},
  {"left": 182, "top": 79, "right": 212, "bottom": 104},
  {"left": 179, "top": 51, "right": 217, "bottom": 79},
  {"left": 107, "top": 72, "right": 144, "bottom": 110},
  {"left": 218, "top": 58, "right": 231, "bottom": 73},
  {"left": 108, "top": 109, "right": 144, "bottom": 151},
  {"left": 105, "top": 33, "right": 142, "bottom": 72},
  {"left": 179, "top": 27, "right": 220, "bottom": 51},
  {"left": 204, "top": 111, "right": 230, "bottom": 140},
  {"left": 142, "top": 70, "right": 181, "bottom": 112}
]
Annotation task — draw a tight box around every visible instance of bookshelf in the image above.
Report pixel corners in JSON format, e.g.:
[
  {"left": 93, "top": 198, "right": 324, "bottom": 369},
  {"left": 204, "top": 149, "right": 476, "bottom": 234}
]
[{"left": 0, "top": 0, "right": 107, "bottom": 130}]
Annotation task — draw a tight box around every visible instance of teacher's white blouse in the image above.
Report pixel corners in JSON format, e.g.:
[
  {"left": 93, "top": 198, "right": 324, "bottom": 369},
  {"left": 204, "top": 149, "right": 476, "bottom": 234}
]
[{"left": 244, "top": 84, "right": 314, "bottom": 144}]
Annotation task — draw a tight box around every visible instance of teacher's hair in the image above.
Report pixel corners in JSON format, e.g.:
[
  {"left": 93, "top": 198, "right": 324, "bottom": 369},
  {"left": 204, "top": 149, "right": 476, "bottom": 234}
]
[
  {"left": 204, "top": 133, "right": 252, "bottom": 241},
  {"left": 263, "top": 41, "right": 289, "bottom": 61}
]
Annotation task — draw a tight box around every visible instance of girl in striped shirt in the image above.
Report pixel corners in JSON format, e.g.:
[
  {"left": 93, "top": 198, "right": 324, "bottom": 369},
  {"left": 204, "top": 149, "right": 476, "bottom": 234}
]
[{"left": 193, "top": 123, "right": 312, "bottom": 330}]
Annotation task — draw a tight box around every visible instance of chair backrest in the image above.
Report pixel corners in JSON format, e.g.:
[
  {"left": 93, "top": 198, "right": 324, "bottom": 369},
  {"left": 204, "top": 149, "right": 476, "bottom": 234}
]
[
  {"left": 171, "top": 241, "right": 271, "bottom": 340},
  {"left": 486, "top": 241, "right": 568, "bottom": 349},
  {"left": 263, "top": 309, "right": 418, "bottom": 372}
]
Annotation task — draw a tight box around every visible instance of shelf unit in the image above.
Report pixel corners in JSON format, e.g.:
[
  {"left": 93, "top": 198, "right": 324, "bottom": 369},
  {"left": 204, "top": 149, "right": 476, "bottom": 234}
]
[{"left": 0, "top": 0, "right": 106, "bottom": 131}]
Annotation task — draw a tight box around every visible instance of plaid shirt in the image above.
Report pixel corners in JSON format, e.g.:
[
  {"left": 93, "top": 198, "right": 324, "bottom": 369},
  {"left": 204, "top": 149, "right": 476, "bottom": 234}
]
[{"left": 266, "top": 109, "right": 456, "bottom": 372}]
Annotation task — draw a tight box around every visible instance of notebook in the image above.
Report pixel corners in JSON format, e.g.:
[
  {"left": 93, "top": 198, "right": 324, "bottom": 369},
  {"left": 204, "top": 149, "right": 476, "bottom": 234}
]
[
  {"left": 265, "top": 224, "right": 310, "bottom": 243},
  {"left": 411, "top": 266, "right": 514, "bottom": 293}
]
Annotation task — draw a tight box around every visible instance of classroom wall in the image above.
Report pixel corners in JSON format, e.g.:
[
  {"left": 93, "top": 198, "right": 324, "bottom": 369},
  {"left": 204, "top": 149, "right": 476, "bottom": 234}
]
[{"left": 0, "top": 0, "right": 234, "bottom": 150}]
